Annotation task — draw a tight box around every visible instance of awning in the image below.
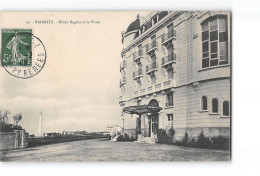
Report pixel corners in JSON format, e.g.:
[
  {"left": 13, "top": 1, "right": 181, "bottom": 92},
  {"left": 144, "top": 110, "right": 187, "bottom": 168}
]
[{"left": 123, "top": 105, "right": 162, "bottom": 115}]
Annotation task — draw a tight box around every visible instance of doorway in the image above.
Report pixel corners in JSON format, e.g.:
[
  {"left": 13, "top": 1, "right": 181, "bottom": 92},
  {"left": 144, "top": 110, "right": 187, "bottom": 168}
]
[{"left": 148, "top": 114, "right": 159, "bottom": 137}]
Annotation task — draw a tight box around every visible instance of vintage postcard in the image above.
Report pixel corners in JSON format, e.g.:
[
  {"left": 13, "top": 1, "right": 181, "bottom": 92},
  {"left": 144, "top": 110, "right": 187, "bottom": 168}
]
[{"left": 0, "top": 11, "right": 231, "bottom": 162}]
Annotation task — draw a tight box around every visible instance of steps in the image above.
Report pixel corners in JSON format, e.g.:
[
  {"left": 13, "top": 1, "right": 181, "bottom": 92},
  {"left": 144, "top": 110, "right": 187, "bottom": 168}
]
[{"left": 135, "top": 137, "right": 156, "bottom": 144}]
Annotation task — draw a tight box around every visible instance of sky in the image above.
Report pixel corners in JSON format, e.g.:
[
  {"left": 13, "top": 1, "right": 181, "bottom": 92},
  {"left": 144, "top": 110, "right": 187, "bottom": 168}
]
[{"left": 0, "top": 11, "right": 149, "bottom": 134}]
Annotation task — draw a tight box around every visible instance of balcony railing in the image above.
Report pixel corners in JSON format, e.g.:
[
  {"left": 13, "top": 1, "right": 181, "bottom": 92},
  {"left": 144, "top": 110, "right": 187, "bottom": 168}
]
[
  {"left": 140, "top": 88, "right": 145, "bottom": 94},
  {"left": 162, "top": 53, "right": 176, "bottom": 66},
  {"left": 120, "top": 61, "right": 126, "bottom": 70},
  {"left": 155, "top": 83, "right": 161, "bottom": 90},
  {"left": 120, "top": 77, "right": 127, "bottom": 86},
  {"left": 161, "top": 30, "right": 176, "bottom": 44},
  {"left": 146, "top": 41, "right": 158, "bottom": 53},
  {"left": 133, "top": 69, "right": 143, "bottom": 79},
  {"left": 166, "top": 102, "right": 174, "bottom": 107},
  {"left": 134, "top": 91, "right": 139, "bottom": 95},
  {"left": 133, "top": 50, "right": 143, "bottom": 61},
  {"left": 146, "top": 62, "right": 158, "bottom": 73},
  {"left": 147, "top": 86, "right": 153, "bottom": 92}
]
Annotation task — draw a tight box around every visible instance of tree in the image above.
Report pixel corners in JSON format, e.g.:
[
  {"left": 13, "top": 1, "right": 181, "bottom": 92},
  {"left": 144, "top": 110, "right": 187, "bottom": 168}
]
[
  {"left": 0, "top": 110, "right": 11, "bottom": 123},
  {"left": 13, "top": 113, "right": 22, "bottom": 126}
]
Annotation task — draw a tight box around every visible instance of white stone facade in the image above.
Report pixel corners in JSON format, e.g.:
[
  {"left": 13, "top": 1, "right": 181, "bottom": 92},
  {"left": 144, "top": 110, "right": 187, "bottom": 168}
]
[{"left": 119, "top": 11, "right": 231, "bottom": 140}]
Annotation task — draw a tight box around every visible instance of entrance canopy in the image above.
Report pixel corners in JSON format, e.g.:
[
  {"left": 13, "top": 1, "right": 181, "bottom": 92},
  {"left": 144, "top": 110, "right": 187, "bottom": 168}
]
[{"left": 123, "top": 105, "right": 162, "bottom": 115}]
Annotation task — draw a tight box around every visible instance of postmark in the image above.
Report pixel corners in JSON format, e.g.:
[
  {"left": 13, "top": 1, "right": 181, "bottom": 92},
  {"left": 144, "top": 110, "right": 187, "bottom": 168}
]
[{"left": 1, "top": 29, "right": 46, "bottom": 79}]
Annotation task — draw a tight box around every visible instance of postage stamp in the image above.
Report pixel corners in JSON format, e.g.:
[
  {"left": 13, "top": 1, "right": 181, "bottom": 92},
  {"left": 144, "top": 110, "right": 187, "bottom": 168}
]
[{"left": 1, "top": 29, "right": 46, "bottom": 79}]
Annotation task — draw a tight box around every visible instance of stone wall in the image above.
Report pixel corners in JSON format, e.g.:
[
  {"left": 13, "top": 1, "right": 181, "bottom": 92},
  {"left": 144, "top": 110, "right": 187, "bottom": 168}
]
[{"left": 0, "top": 130, "right": 28, "bottom": 150}]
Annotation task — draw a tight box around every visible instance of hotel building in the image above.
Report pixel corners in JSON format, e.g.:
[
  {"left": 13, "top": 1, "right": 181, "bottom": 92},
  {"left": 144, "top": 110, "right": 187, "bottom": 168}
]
[{"left": 119, "top": 11, "right": 231, "bottom": 141}]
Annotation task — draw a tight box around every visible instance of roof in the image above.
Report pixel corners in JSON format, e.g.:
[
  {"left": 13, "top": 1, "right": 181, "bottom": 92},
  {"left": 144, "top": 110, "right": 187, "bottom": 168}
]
[
  {"left": 123, "top": 105, "right": 162, "bottom": 115},
  {"left": 126, "top": 16, "right": 140, "bottom": 34}
]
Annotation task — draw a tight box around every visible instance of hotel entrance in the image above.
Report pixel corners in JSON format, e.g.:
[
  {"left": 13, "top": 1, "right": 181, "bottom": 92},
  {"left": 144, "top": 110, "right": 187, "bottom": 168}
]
[
  {"left": 148, "top": 114, "right": 159, "bottom": 137},
  {"left": 122, "top": 99, "right": 162, "bottom": 141}
]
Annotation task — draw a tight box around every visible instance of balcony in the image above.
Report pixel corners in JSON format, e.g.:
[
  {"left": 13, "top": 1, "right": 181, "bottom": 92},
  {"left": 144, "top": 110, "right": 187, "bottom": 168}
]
[
  {"left": 163, "top": 79, "right": 175, "bottom": 89},
  {"left": 147, "top": 86, "right": 153, "bottom": 92},
  {"left": 162, "top": 53, "right": 176, "bottom": 67},
  {"left": 120, "top": 61, "right": 126, "bottom": 71},
  {"left": 146, "top": 41, "right": 158, "bottom": 53},
  {"left": 165, "top": 102, "right": 174, "bottom": 107},
  {"left": 133, "top": 50, "right": 143, "bottom": 62},
  {"left": 155, "top": 83, "right": 162, "bottom": 91},
  {"left": 140, "top": 88, "right": 145, "bottom": 94},
  {"left": 119, "top": 77, "right": 127, "bottom": 87},
  {"left": 133, "top": 69, "right": 143, "bottom": 79},
  {"left": 161, "top": 30, "right": 176, "bottom": 45},
  {"left": 146, "top": 62, "right": 158, "bottom": 74},
  {"left": 134, "top": 91, "right": 139, "bottom": 96},
  {"left": 133, "top": 79, "right": 176, "bottom": 98}
]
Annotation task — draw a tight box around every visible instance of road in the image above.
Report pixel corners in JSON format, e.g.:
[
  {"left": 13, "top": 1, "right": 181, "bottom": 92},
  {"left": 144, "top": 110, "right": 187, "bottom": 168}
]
[{"left": 0, "top": 138, "right": 230, "bottom": 161}]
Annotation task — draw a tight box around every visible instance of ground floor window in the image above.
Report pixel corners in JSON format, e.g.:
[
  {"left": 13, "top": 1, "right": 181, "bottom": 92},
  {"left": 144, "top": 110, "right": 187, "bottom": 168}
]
[
  {"left": 201, "top": 96, "right": 207, "bottom": 110},
  {"left": 223, "top": 101, "right": 230, "bottom": 117},
  {"left": 166, "top": 92, "right": 173, "bottom": 107},
  {"left": 212, "top": 98, "right": 219, "bottom": 113},
  {"left": 167, "top": 114, "right": 173, "bottom": 128}
]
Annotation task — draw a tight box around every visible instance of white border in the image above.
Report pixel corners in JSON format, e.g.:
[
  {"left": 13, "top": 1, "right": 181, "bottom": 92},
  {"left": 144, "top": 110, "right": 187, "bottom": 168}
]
[{"left": 1, "top": 0, "right": 260, "bottom": 176}]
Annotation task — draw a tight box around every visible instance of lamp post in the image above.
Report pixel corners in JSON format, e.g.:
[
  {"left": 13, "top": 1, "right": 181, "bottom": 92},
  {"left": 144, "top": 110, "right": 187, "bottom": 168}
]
[{"left": 38, "top": 112, "right": 43, "bottom": 137}]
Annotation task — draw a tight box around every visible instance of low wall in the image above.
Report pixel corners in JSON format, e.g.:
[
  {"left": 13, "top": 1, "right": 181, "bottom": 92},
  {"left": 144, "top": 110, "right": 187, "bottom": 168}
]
[
  {"left": 122, "top": 127, "right": 230, "bottom": 141},
  {"left": 0, "top": 130, "right": 28, "bottom": 151},
  {"left": 28, "top": 134, "right": 109, "bottom": 147},
  {"left": 174, "top": 127, "right": 230, "bottom": 140}
]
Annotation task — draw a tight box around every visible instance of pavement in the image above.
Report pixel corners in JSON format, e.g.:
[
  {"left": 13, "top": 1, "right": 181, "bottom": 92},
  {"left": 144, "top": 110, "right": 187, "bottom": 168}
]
[{"left": 0, "top": 138, "right": 230, "bottom": 162}]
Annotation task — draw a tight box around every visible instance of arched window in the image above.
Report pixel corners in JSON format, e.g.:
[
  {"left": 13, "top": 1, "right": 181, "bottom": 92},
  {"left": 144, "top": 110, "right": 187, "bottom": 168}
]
[
  {"left": 212, "top": 98, "right": 218, "bottom": 113},
  {"left": 223, "top": 101, "right": 230, "bottom": 116},
  {"left": 201, "top": 96, "right": 207, "bottom": 110}
]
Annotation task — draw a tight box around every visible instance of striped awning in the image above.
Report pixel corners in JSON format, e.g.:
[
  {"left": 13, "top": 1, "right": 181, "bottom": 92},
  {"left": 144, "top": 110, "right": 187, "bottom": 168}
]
[{"left": 123, "top": 105, "right": 162, "bottom": 115}]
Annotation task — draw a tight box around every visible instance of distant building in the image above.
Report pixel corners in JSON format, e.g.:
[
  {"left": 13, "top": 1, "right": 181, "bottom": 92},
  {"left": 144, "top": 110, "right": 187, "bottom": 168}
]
[
  {"left": 43, "top": 132, "right": 61, "bottom": 137},
  {"left": 105, "top": 125, "right": 122, "bottom": 136},
  {"left": 119, "top": 11, "right": 231, "bottom": 141}
]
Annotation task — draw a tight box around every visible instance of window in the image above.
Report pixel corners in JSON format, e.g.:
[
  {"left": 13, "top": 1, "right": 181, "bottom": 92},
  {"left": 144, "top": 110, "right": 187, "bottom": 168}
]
[
  {"left": 146, "top": 20, "right": 152, "bottom": 30},
  {"left": 167, "top": 68, "right": 173, "bottom": 80},
  {"left": 167, "top": 114, "right": 173, "bottom": 128},
  {"left": 153, "top": 17, "right": 157, "bottom": 25},
  {"left": 212, "top": 98, "right": 218, "bottom": 113},
  {"left": 151, "top": 75, "right": 156, "bottom": 85},
  {"left": 166, "top": 92, "right": 173, "bottom": 107},
  {"left": 138, "top": 44, "right": 142, "bottom": 55},
  {"left": 167, "top": 44, "right": 173, "bottom": 56},
  {"left": 137, "top": 80, "right": 142, "bottom": 90},
  {"left": 223, "top": 101, "right": 230, "bottom": 117},
  {"left": 167, "top": 23, "right": 173, "bottom": 38},
  {"left": 159, "top": 11, "right": 168, "bottom": 21},
  {"left": 201, "top": 96, "right": 207, "bottom": 110},
  {"left": 201, "top": 16, "right": 228, "bottom": 68},
  {"left": 151, "top": 54, "right": 156, "bottom": 64}
]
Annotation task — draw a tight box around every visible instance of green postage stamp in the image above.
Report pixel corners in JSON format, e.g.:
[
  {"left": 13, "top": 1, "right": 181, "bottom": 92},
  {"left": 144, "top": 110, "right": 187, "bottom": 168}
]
[
  {"left": 1, "top": 29, "right": 32, "bottom": 67},
  {"left": 1, "top": 28, "right": 46, "bottom": 79}
]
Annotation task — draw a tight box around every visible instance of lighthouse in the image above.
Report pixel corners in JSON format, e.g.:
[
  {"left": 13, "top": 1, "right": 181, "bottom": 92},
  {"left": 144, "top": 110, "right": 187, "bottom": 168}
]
[{"left": 38, "top": 112, "right": 43, "bottom": 137}]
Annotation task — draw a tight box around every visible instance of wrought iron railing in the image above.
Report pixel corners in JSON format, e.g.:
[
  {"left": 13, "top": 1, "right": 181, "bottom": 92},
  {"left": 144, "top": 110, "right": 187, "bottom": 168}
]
[
  {"left": 133, "top": 69, "right": 143, "bottom": 78},
  {"left": 133, "top": 50, "right": 143, "bottom": 60},
  {"left": 120, "top": 77, "right": 127, "bottom": 85},
  {"left": 162, "top": 53, "right": 176, "bottom": 65},
  {"left": 146, "top": 62, "right": 158, "bottom": 72},
  {"left": 162, "top": 30, "right": 176, "bottom": 43},
  {"left": 146, "top": 41, "right": 158, "bottom": 52},
  {"left": 163, "top": 80, "right": 171, "bottom": 86}
]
